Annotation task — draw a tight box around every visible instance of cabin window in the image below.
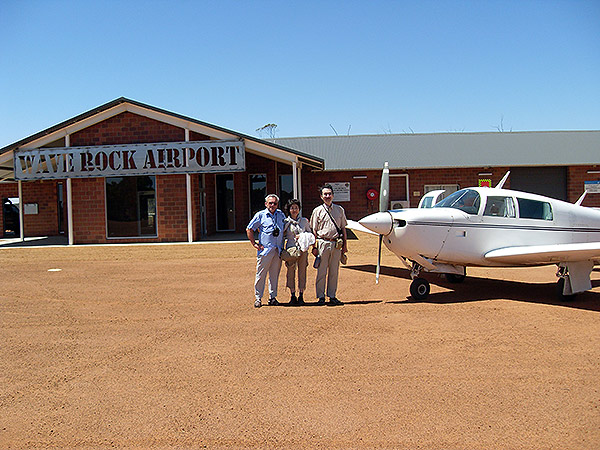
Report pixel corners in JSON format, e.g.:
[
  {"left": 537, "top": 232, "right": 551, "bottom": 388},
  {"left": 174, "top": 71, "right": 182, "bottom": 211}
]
[
  {"left": 434, "top": 189, "right": 480, "bottom": 214},
  {"left": 484, "top": 196, "right": 516, "bottom": 218},
  {"left": 106, "top": 176, "right": 157, "bottom": 237},
  {"left": 517, "top": 198, "right": 553, "bottom": 220}
]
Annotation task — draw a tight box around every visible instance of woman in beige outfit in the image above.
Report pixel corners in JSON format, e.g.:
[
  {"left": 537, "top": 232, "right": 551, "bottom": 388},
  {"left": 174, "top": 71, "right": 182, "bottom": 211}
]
[{"left": 283, "top": 199, "right": 312, "bottom": 305}]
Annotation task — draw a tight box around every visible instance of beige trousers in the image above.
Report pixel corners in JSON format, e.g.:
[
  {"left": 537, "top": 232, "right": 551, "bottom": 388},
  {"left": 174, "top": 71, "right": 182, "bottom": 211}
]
[
  {"left": 285, "top": 250, "right": 308, "bottom": 293},
  {"left": 254, "top": 249, "right": 282, "bottom": 301},
  {"left": 315, "top": 240, "right": 341, "bottom": 299}
]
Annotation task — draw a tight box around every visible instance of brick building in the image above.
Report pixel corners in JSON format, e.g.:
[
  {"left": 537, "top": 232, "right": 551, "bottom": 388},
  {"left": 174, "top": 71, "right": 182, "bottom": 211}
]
[{"left": 1, "top": 98, "right": 598, "bottom": 244}]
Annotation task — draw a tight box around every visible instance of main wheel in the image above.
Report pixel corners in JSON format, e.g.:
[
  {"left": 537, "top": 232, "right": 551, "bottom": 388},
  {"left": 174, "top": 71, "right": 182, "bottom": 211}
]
[{"left": 410, "top": 277, "right": 430, "bottom": 300}]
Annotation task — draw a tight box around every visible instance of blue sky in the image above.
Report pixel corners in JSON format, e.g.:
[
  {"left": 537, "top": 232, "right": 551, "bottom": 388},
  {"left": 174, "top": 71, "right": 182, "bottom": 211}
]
[{"left": 1, "top": 0, "right": 598, "bottom": 146}]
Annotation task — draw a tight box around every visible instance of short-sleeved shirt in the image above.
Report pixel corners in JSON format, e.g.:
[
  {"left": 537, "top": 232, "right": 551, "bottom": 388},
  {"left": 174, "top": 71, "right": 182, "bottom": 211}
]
[
  {"left": 247, "top": 208, "right": 285, "bottom": 256},
  {"left": 310, "top": 203, "right": 347, "bottom": 240}
]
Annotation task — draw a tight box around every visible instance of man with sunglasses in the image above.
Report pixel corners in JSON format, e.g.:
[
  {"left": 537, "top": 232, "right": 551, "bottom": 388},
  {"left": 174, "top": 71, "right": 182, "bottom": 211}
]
[{"left": 247, "top": 194, "right": 286, "bottom": 308}]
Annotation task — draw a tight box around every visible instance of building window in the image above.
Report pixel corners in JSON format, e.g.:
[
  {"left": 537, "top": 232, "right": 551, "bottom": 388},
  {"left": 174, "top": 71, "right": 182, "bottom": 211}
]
[
  {"left": 424, "top": 184, "right": 459, "bottom": 202},
  {"left": 279, "top": 174, "right": 293, "bottom": 210},
  {"left": 216, "top": 174, "right": 235, "bottom": 231},
  {"left": 106, "top": 176, "right": 156, "bottom": 237},
  {"left": 249, "top": 174, "right": 267, "bottom": 219}
]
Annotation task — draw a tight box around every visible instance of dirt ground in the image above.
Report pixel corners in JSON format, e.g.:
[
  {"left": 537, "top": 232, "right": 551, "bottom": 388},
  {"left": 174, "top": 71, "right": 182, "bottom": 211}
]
[{"left": 1, "top": 234, "right": 599, "bottom": 449}]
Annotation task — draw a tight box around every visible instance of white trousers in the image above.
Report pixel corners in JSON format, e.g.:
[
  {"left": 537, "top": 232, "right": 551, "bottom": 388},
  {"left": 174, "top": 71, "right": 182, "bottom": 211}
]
[
  {"left": 315, "top": 240, "right": 341, "bottom": 299},
  {"left": 254, "top": 249, "right": 282, "bottom": 301}
]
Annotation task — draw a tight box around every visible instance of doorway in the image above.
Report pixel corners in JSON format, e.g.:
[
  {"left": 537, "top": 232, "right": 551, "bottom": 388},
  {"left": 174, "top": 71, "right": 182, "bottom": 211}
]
[{"left": 216, "top": 174, "right": 235, "bottom": 231}]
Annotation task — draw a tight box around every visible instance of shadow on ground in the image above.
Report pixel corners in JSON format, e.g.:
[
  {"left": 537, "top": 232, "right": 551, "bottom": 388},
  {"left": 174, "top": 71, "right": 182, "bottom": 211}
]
[{"left": 344, "top": 264, "right": 600, "bottom": 312}]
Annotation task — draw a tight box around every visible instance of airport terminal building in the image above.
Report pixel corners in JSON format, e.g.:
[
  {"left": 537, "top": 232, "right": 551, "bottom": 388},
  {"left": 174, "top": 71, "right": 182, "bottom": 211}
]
[{"left": 1, "top": 98, "right": 598, "bottom": 244}]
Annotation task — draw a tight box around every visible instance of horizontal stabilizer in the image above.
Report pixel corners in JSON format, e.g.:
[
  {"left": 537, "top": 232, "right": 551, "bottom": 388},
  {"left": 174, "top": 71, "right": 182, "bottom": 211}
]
[{"left": 485, "top": 242, "right": 600, "bottom": 265}]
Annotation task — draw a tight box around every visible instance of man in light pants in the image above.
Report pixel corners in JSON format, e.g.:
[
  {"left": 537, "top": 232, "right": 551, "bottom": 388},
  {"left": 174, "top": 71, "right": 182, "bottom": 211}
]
[
  {"left": 247, "top": 194, "right": 285, "bottom": 308},
  {"left": 310, "top": 184, "right": 348, "bottom": 306}
]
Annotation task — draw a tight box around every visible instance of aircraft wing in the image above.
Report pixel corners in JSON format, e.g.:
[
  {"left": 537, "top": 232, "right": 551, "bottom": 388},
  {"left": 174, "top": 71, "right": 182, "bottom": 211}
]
[
  {"left": 346, "top": 219, "right": 378, "bottom": 235},
  {"left": 484, "top": 242, "right": 600, "bottom": 265}
]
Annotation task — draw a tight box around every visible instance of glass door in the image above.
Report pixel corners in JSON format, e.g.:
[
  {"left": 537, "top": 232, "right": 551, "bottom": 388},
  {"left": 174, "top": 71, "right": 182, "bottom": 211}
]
[{"left": 216, "top": 174, "right": 235, "bottom": 231}]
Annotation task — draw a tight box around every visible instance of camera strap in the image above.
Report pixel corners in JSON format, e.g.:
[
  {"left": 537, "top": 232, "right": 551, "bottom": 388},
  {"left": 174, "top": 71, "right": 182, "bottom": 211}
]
[{"left": 322, "top": 204, "right": 343, "bottom": 239}]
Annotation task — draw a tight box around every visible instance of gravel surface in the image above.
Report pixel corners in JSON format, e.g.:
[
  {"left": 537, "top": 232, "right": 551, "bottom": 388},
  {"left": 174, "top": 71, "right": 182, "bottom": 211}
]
[{"left": 1, "top": 235, "right": 599, "bottom": 449}]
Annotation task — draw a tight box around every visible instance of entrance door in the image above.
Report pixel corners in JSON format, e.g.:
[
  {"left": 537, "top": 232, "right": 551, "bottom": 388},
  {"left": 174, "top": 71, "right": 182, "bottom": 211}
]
[
  {"left": 57, "top": 183, "right": 65, "bottom": 234},
  {"left": 216, "top": 174, "right": 235, "bottom": 231},
  {"left": 2, "top": 197, "right": 19, "bottom": 237}
]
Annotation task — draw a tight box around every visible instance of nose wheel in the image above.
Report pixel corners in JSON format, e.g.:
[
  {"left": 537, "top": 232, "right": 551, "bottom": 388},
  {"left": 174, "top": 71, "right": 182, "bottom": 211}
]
[{"left": 410, "top": 277, "right": 430, "bottom": 300}]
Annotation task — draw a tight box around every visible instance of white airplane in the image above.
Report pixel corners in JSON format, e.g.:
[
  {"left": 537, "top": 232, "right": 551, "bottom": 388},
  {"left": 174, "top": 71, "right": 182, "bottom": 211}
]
[{"left": 349, "top": 162, "right": 600, "bottom": 301}]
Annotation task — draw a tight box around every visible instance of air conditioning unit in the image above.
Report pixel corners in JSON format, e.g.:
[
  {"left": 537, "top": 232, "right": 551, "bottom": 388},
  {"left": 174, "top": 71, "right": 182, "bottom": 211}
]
[{"left": 390, "top": 200, "right": 409, "bottom": 210}]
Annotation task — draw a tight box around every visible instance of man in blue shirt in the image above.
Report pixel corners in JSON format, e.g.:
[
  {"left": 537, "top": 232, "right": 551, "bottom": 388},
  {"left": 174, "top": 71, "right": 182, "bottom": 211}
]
[{"left": 247, "top": 194, "right": 285, "bottom": 308}]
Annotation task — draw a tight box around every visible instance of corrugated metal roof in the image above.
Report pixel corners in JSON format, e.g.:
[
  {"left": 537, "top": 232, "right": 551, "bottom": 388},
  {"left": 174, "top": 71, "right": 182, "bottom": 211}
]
[{"left": 271, "top": 130, "right": 600, "bottom": 170}]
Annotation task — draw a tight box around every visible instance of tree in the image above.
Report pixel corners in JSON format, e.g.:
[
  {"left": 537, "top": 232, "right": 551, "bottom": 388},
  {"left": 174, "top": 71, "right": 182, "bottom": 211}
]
[{"left": 256, "top": 123, "right": 278, "bottom": 138}]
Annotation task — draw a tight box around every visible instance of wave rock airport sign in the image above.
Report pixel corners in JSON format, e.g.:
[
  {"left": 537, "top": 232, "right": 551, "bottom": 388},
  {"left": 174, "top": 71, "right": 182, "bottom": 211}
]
[{"left": 13, "top": 140, "right": 245, "bottom": 180}]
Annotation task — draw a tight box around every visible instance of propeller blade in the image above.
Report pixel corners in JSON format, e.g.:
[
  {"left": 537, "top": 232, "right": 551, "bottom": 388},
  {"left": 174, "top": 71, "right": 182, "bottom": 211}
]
[
  {"left": 376, "top": 234, "right": 382, "bottom": 284},
  {"left": 376, "top": 162, "right": 389, "bottom": 284},
  {"left": 379, "top": 161, "right": 389, "bottom": 212}
]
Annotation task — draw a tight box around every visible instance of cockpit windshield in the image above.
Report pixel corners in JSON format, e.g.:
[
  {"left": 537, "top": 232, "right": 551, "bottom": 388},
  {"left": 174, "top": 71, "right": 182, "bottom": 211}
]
[{"left": 433, "top": 189, "right": 481, "bottom": 214}]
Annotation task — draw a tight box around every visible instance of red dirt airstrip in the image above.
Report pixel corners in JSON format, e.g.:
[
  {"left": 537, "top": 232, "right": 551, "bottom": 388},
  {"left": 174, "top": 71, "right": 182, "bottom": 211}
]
[{"left": 1, "top": 234, "right": 599, "bottom": 449}]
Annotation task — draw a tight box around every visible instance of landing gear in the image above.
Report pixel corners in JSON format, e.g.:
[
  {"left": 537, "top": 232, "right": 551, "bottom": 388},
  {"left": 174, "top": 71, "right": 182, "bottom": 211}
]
[
  {"left": 410, "top": 277, "right": 430, "bottom": 300},
  {"left": 556, "top": 278, "right": 576, "bottom": 302},
  {"left": 444, "top": 273, "right": 466, "bottom": 283}
]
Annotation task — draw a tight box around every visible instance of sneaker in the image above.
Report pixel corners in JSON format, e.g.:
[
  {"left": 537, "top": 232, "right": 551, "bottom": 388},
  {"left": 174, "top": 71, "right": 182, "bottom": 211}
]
[
  {"left": 297, "top": 293, "right": 305, "bottom": 305},
  {"left": 268, "top": 298, "right": 279, "bottom": 306},
  {"left": 289, "top": 294, "right": 298, "bottom": 305},
  {"left": 317, "top": 297, "right": 326, "bottom": 305},
  {"left": 329, "top": 297, "right": 343, "bottom": 305},
  {"left": 254, "top": 299, "right": 262, "bottom": 308}
]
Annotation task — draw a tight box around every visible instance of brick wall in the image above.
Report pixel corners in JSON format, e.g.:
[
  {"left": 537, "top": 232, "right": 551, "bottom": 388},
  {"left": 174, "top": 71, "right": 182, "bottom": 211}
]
[
  {"left": 568, "top": 166, "right": 600, "bottom": 207},
  {"left": 302, "top": 166, "right": 515, "bottom": 221},
  {"left": 156, "top": 175, "right": 188, "bottom": 242},
  {"left": 71, "top": 111, "right": 185, "bottom": 146},
  {"left": 0, "top": 180, "right": 61, "bottom": 237}
]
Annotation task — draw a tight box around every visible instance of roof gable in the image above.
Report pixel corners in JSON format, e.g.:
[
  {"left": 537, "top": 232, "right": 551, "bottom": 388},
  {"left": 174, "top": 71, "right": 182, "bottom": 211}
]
[{"left": 0, "top": 98, "right": 324, "bottom": 181}]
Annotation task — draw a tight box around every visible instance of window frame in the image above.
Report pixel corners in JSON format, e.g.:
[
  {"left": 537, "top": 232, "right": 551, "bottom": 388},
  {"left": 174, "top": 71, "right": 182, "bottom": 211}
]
[{"left": 105, "top": 175, "right": 158, "bottom": 239}]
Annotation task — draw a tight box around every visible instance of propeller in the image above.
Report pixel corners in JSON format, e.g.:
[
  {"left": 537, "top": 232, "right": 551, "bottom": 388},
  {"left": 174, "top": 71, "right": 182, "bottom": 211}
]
[{"left": 376, "top": 162, "right": 390, "bottom": 283}]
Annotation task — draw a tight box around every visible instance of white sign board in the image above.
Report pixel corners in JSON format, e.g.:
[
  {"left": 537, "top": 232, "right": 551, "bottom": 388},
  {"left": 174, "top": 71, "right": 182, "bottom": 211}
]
[
  {"left": 326, "top": 182, "right": 351, "bottom": 202},
  {"left": 14, "top": 140, "right": 245, "bottom": 180},
  {"left": 585, "top": 181, "right": 600, "bottom": 194}
]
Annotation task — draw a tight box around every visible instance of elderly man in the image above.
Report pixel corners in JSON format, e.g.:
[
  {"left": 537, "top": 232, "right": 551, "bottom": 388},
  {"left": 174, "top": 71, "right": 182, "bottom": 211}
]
[
  {"left": 247, "top": 194, "right": 286, "bottom": 308},
  {"left": 310, "top": 184, "right": 348, "bottom": 305}
]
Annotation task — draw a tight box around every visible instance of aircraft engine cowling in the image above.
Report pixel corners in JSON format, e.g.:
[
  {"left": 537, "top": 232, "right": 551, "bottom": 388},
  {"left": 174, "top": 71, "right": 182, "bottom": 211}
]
[{"left": 358, "top": 211, "right": 394, "bottom": 236}]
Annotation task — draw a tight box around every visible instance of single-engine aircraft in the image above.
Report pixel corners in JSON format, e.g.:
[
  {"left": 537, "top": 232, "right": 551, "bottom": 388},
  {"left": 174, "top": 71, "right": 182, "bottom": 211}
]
[{"left": 348, "top": 162, "right": 600, "bottom": 301}]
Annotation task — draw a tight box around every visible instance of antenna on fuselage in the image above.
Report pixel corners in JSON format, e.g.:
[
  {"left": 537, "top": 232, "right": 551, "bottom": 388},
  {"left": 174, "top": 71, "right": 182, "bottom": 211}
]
[
  {"left": 495, "top": 171, "right": 510, "bottom": 189},
  {"left": 575, "top": 191, "right": 588, "bottom": 206}
]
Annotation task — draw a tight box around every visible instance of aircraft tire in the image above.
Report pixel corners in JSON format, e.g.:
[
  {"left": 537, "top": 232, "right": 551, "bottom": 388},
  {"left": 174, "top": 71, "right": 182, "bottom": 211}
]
[
  {"left": 444, "top": 273, "right": 466, "bottom": 283},
  {"left": 556, "top": 278, "right": 576, "bottom": 302},
  {"left": 410, "top": 277, "right": 430, "bottom": 300}
]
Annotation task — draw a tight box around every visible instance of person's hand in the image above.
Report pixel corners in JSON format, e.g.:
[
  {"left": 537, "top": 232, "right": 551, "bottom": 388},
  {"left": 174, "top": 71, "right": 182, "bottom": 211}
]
[{"left": 253, "top": 242, "right": 264, "bottom": 251}]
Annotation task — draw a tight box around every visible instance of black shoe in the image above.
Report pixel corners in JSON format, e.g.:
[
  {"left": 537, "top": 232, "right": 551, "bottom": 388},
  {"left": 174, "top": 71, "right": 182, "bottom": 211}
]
[
  {"left": 317, "top": 297, "right": 326, "bottom": 305},
  {"left": 329, "top": 297, "right": 343, "bottom": 305},
  {"left": 268, "top": 298, "right": 279, "bottom": 306},
  {"left": 289, "top": 294, "right": 297, "bottom": 305},
  {"left": 297, "top": 293, "right": 305, "bottom": 305}
]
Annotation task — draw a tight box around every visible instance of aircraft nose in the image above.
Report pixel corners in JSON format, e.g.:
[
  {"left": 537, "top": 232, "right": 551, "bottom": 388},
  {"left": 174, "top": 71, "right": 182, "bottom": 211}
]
[{"left": 358, "top": 212, "right": 393, "bottom": 235}]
